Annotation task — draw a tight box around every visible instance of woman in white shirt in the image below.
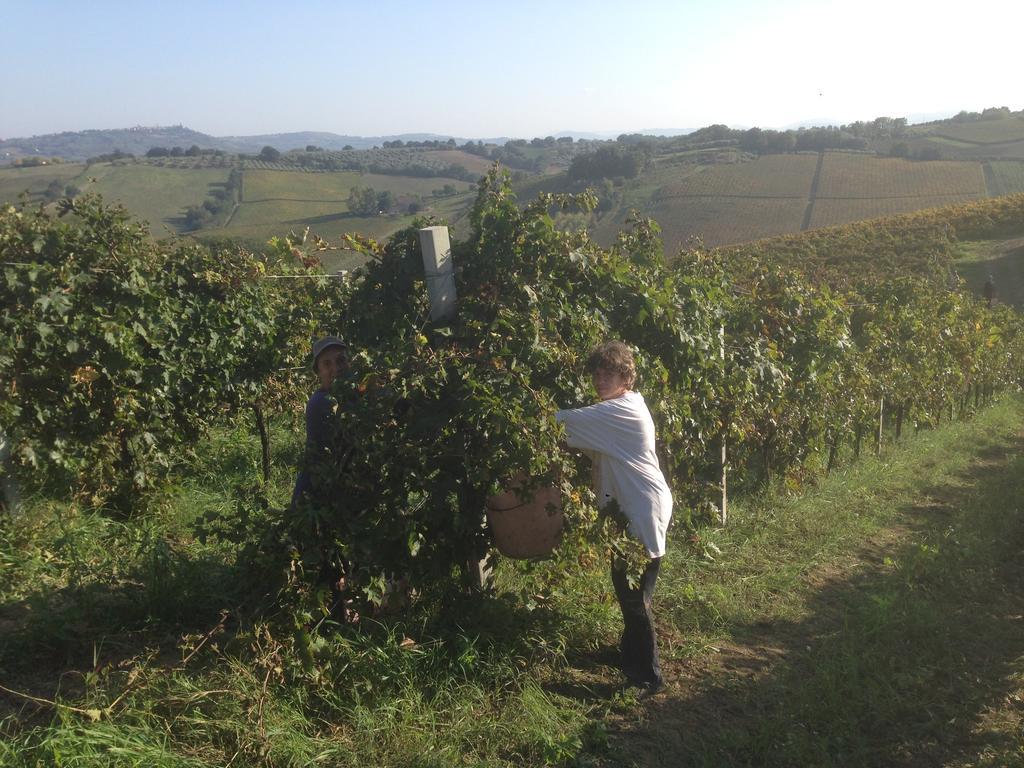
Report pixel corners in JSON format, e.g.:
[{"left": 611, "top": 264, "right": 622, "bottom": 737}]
[{"left": 556, "top": 341, "right": 672, "bottom": 694}]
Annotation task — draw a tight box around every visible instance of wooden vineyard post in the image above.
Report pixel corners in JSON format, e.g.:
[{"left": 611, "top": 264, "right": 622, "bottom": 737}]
[
  {"left": 418, "top": 227, "right": 490, "bottom": 590},
  {"left": 875, "top": 396, "right": 884, "bottom": 456},
  {"left": 0, "top": 427, "right": 21, "bottom": 518},
  {"left": 719, "top": 325, "right": 728, "bottom": 526}
]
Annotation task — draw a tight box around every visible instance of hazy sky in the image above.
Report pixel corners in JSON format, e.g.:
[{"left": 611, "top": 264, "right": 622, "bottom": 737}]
[{"left": 3, "top": 0, "right": 1021, "bottom": 139}]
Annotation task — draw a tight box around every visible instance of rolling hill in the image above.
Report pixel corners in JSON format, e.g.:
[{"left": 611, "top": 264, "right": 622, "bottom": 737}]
[{"left": 3, "top": 108, "right": 1024, "bottom": 260}]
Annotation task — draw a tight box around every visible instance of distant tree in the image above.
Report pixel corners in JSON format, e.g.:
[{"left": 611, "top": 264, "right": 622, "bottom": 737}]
[
  {"left": 170, "top": 147, "right": 184, "bottom": 157},
  {"left": 981, "top": 106, "right": 1011, "bottom": 120},
  {"left": 43, "top": 180, "right": 64, "bottom": 201},
  {"left": 557, "top": 136, "right": 573, "bottom": 144},
  {"left": 259, "top": 146, "right": 281, "bottom": 161},
  {"left": 567, "top": 144, "right": 647, "bottom": 182},
  {"left": 595, "top": 178, "right": 618, "bottom": 213},
  {"left": 305, "top": 145, "right": 322, "bottom": 152},
  {"left": 183, "top": 205, "right": 209, "bottom": 230},
  {"left": 342, "top": 144, "right": 354, "bottom": 151},
  {"left": 185, "top": 145, "right": 202, "bottom": 157},
  {"left": 347, "top": 186, "right": 378, "bottom": 216},
  {"left": 146, "top": 147, "right": 170, "bottom": 157},
  {"left": 446, "top": 138, "right": 456, "bottom": 147},
  {"left": 917, "top": 146, "right": 942, "bottom": 161},
  {"left": 376, "top": 190, "right": 394, "bottom": 213},
  {"left": 889, "top": 142, "right": 910, "bottom": 158},
  {"left": 682, "top": 125, "right": 737, "bottom": 142}
]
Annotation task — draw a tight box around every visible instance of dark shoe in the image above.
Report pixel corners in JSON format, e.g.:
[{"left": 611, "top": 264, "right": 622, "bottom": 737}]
[
  {"left": 623, "top": 673, "right": 664, "bottom": 695},
  {"left": 638, "top": 678, "right": 665, "bottom": 698}
]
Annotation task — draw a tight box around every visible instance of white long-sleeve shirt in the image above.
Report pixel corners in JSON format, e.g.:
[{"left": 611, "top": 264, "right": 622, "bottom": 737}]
[{"left": 555, "top": 391, "right": 672, "bottom": 557}]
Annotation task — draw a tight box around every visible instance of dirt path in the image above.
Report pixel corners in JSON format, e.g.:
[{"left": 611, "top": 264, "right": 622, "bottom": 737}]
[
  {"left": 956, "top": 236, "right": 1024, "bottom": 309},
  {"left": 589, "top": 417, "right": 1024, "bottom": 766},
  {"left": 800, "top": 151, "right": 825, "bottom": 231}
]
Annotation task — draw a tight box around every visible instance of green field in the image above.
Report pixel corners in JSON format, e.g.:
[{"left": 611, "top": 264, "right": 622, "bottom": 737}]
[
  {"left": 4, "top": 141, "right": 1021, "bottom": 255},
  {"left": 0, "top": 162, "right": 479, "bottom": 249},
  {"left": 597, "top": 195, "right": 809, "bottom": 250},
  {"left": 816, "top": 153, "right": 985, "bottom": 198},
  {"left": 931, "top": 116, "right": 1024, "bottom": 144},
  {"left": 0, "top": 163, "right": 85, "bottom": 203},
  {"left": 86, "top": 164, "right": 232, "bottom": 233},
  {"left": 218, "top": 169, "right": 476, "bottom": 250},
  {"left": 985, "top": 160, "right": 1024, "bottom": 196},
  {"left": 653, "top": 153, "right": 817, "bottom": 199},
  {"left": 808, "top": 194, "right": 986, "bottom": 229},
  {"left": 0, "top": 163, "right": 229, "bottom": 234},
  {"left": 589, "top": 152, "right": 996, "bottom": 252},
  {"left": 428, "top": 149, "right": 495, "bottom": 175},
  {"left": 953, "top": 236, "right": 1024, "bottom": 309}
]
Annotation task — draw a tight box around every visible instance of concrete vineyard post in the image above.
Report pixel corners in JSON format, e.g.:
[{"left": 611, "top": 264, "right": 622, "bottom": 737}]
[
  {"left": 417, "top": 227, "right": 490, "bottom": 589},
  {"left": 418, "top": 226, "right": 457, "bottom": 322}
]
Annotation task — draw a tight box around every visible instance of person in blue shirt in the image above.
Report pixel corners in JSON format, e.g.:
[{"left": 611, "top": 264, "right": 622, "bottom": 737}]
[
  {"left": 291, "top": 335, "right": 356, "bottom": 621},
  {"left": 291, "top": 336, "right": 349, "bottom": 509}
]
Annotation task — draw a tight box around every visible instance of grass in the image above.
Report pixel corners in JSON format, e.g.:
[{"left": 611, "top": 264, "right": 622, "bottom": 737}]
[
  {"left": 620, "top": 196, "right": 808, "bottom": 252},
  {"left": 0, "top": 164, "right": 86, "bottom": 204},
  {"left": 0, "top": 162, "right": 478, "bottom": 249},
  {"left": 953, "top": 236, "right": 1024, "bottom": 309},
  {"left": 815, "top": 154, "right": 986, "bottom": 199},
  {"left": 218, "top": 169, "right": 477, "bottom": 247},
  {"left": 83, "top": 164, "right": 232, "bottom": 235},
  {"left": 4, "top": 151, "right": 1016, "bottom": 257},
  {"left": 635, "top": 397, "right": 1024, "bottom": 767},
  {"left": 986, "top": 160, "right": 1024, "bottom": 196},
  {"left": 3, "top": 387, "right": 1024, "bottom": 765},
  {"left": 807, "top": 194, "right": 987, "bottom": 229},
  {"left": 586, "top": 153, "right": 994, "bottom": 251},
  {"left": 652, "top": 154, "right": 817, "bottom": 199},
  {"left": 931, "top": 117, "right": 1024, "bottom": 145}
]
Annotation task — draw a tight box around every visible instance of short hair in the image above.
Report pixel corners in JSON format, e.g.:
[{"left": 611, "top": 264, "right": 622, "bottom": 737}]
[{"left": 585, "top": 341, "right": 636, "bottom": 388}]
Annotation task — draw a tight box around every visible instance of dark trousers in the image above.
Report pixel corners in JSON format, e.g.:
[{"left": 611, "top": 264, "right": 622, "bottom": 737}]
[{"left": 611, "top": 556, "right": 663, "bottom": 687}]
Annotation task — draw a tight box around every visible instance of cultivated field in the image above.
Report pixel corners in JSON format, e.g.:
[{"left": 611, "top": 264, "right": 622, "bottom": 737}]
[
  {"left": 85, "top": 164, "right": 231, "bottom": 233},
  {"left": 808, "top": 194, "right": 986, "bottom": 229},
  {"left": 424, "top": 149, "right": 494, "bottom": 175},
  {"left": 596, "top": 195, "right": 809, "bottom": 251},
  {"left": 0, "top": 163, "right": 86, "bottom": 203},
  {"left": 6, "top": 142, "right": 1020, "bottom": 255},
  {"left": 0, "top": 162, "right": 479, "bottom": 246},
  {"left": 653, "top": 153, "right": 818, "bottom": 199},
  {"left": 242, "top": 169, "right": 362, "bottom": 204},
  {"left": 219, "top": 191, "right": 475, "bottom": 267},
  {"left": 929, "top": 116, "right": 1024, "bottom": 144},
  {"left": 596, "top": 152, "right": 996, "bottom": 251},
  {"left": 0, "top": 163, "right": 229, "bottom": 233},
  {"left": 985, "top": 160, "right": 1024, "bottom": 196},
  {"left": 222, "top": 169, "right": 477, "bottom": 247},
  {"left": 815, "top": 153, "right": 986, "bottom": 198}
]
